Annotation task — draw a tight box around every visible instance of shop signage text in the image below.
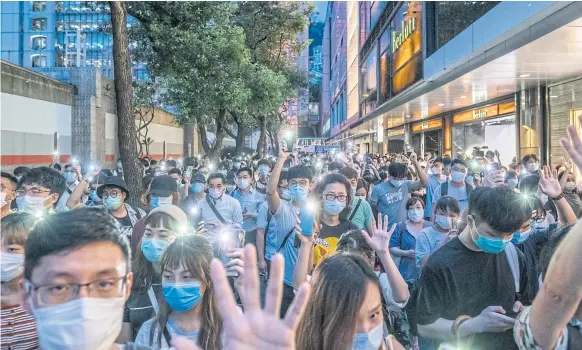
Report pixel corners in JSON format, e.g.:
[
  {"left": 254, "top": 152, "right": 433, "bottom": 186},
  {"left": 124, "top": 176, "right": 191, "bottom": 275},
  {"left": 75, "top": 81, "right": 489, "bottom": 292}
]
[
  {"left": 387, "top": 128, "right": 405, "bottom": 138},
  {"left": 411, "top": 119, "right": 442, "bottom": 133},
  {"left": 392, "top": 18, "right": 417, "bottom": 53},
  {"left": 453, "top": 102, "right": 516, "bottom": 124}
]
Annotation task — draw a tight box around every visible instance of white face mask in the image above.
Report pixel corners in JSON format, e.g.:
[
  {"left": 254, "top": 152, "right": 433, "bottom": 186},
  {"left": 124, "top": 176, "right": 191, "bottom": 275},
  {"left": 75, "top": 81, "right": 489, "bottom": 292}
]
[
  {"left": 16, "top": 195, "right": 48, "bottom": 212},
  {"left": 526, "top": 163, "right": 539, "bottom": 173},
  {"left": 31, "top": 297, "right": 125, "bottom": 350},
  {"left": 356, "top": 195, "right": 367, "bottom": 201},
  {"left": 0, "top": 253, "right": 24, "bottom": 281},
  {"left": 451, "top": 171, "right": 466, "bottom": 183},
  {"left": 408, "top": 209, "right": 424, "bottom": 223},
  {"left": 351, "top": 322, "right": 384, "bottom": 350},
  {"left": 435, "top": 215, "right": 453, "bottom": 230},
  {"left": 565, "top": 181, "right": 576, "bottom": 192},
  {"left": 431, "top": 167, "right": 441, "bottom": 175},
  {"left": 210, "top": 188, "right": 224, "bottom": 200}
]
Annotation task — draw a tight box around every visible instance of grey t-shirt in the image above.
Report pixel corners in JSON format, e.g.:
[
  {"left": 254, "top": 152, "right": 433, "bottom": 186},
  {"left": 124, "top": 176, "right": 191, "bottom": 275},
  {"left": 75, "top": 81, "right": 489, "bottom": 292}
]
[
  {"left": 415, "top": 226, "right": 448, "bottom": 267},
  {"left": 370, "top": 180, "right": 414, "bottom": 227}
]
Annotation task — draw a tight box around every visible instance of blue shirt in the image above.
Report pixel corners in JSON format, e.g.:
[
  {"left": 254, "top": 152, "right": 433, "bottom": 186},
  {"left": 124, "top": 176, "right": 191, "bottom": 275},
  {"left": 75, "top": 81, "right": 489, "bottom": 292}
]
[
  {"left": 256, "top": 201, "right": 278, "bottom": 260},
  {"left": 195, "top": 194, "right": 243, "bottom": 241},
  {"left": 425, "top": 175, "right": 446, "bottom": 218},
  {"left": 273, "top": 200, "right": 301, "bottom": 287},
  {"left": 389, "top": 220, "right": 432, "bottom": 283},
  {"left": 432, "top": 181, "right": 469, "bottom": 214},
  {"left": 415, "top": 226, "right": 448, "bottom": 268},
  {"left": 231, "top": 187, "right": 265, "bottom": 232},
  {"left": 370, "top": 180, "right": 414, "bottom": 227}
]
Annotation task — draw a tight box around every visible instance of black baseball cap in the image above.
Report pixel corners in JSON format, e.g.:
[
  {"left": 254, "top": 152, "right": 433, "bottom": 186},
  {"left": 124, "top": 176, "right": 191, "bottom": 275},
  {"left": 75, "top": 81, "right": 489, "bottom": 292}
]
[
  {"left": 191, "top": 173, "right": 206, "bottom": 184},
  {"left": 97, "top": 176, "right": 130, "bottom": 199},
  {"left": 150, "top": 175, "right": 178, "bottom": 197}
]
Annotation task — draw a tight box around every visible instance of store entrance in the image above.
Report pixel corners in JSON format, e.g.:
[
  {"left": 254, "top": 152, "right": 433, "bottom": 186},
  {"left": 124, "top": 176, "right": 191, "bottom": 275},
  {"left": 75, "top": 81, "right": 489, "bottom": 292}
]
[
  {"left": 411, "top": 129, "right": 442, "bottom": 157},
  {"left": 452, "top": 115, "right": 516, "bottom": 165}
]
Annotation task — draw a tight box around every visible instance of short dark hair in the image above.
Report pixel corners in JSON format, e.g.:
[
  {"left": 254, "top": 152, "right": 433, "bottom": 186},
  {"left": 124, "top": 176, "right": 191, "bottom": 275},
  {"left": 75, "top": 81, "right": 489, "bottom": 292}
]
[
  {"left": 406, "top": 197, "right": 425, "bottom": 210},
  {"left": 434, "top": 196, "right": 460, "bottom": 215},
  {"left": 518, "top": 174, "right": 540, "bottom": 195},
  {"left": 1, "top": 171, "right": 18, "bottom": 187},
  {"left": 168, "top": 168, "right": 182, "bottom": 176},
  {"left": 432, "top": 157, "right": 443, "bottom": 165},
  {"left": 316, "top": 173, "right": 353, "bottom": 219},
  {"left": 236, "top": 167, "right": 253, "bottom": 178},
  {"left": 278, "top": 170, "right": 289, "bottom": 186},
  {"left": 24, "top": 208, "right": 131, "bottom": 280},
  {"left": 52, "top": 163, "right": 62, "bottom": 171},
  {"left": 328, "top": 161, "right": 345, "bottom": 172},
  {"left": 468, "top": 187, "right": 529, "bottom": 235},
  {"left": 140, "top": 158, "right": 150, "bottom": 168},
  {"left": 451, "top": 159, "right": 467, "bottom": 168},
  {"left": 150, "top": 159, "right": 158, "bottom": 166},
  {"left": 522, "top": 154, "right": 538, "bottom": 164},
  {"left": 166, "top": 160, "right": 177, "bottom": 167},
  {"left": 18, "top": 167, "right": 66, "bottom": 201},
  {"left": 388, "top": 163, "right": 408, "bottom": 178},
  {"left": 257, "top": 159, "right": 272, "bottom": 169},
  {"left": 287, "top": 165, "right": 313, "bottom": 182},
  {"left": 64, "top": 163, "right": 73, "bottom": 170},
  {"left": 13, "top": 166, "right": 30, "bottom": 177},
  {"left": 207, "top": 173, "right": 226, "bottom": 185},
  {"left": 339, "top": 167, "right": 359, "bottom": 180},
  {"left": 505, "top": 170, "right": 518, "bottom": 180},
  {"left": 442, "top": 156, "right": 452, "bottom": 166}
]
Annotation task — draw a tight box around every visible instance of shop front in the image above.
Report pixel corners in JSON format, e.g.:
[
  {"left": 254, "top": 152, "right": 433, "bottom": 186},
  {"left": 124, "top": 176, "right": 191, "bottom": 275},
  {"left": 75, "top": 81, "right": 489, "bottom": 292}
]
[
  {"left": 451, "top": 101, "right": 516, "bottom": 165},
  {"left": 410, "top": 119, "right": 443, "bottom": 157},
  {"left": 385, "top": 126, "right": 406, "bottom": 154}
]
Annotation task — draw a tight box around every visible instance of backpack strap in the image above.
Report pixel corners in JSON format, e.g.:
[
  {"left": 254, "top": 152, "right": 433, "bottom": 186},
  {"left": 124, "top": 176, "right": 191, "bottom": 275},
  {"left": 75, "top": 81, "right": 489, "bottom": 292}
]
[
  {"left": 162, "top": 326, "right": 172, "bottom": 347},
  {"left": 277, "top": 227, "right": 296, "bottom": 252},
  {"left": 206, "top": 194, "right": 227, "bottom": 224},
  {"left": 504, "top": 243, "right": 520, "bottom": 293},
  {"left": 349, "top": 199, "right": 363, "bottom": 221},
  {"left": 441, "top": 181, "right": 449, "bottom": 197}
]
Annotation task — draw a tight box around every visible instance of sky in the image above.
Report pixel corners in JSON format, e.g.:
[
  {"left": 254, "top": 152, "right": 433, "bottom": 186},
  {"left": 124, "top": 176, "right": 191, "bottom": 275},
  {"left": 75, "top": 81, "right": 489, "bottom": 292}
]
[{"left": 312, "top": 1, "right": 328, "bottom": 22}]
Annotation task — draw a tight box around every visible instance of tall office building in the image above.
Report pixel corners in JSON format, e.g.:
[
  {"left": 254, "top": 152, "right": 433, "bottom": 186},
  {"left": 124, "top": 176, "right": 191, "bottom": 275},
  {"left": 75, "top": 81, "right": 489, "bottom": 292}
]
[{"left": 1, "top": 1, "right": 145, "bottom": 81}]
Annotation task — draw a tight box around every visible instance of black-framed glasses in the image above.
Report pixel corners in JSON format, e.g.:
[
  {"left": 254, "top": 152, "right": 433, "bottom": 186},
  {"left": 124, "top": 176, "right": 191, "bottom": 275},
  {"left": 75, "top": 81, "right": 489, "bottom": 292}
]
[
  {"left": 101, "top": 190, "right": 120, "bottom": 199},
  {"left": 324, "top": 193, "right": 348, "bottom": 202},
  {"left": 28, "top": 275, "right": 128, "bottom": 306},
  {"left": 16, "top": 188, "right": 50, "bottom": 197},
  {"left": 289, "top": 180, "right": 309, "bottom": 187}
]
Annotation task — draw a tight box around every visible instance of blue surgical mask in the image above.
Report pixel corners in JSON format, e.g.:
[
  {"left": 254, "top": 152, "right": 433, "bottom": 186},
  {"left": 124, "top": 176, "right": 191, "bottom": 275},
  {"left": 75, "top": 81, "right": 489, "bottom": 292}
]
[
  {"left": 103, "top": 196, "right": 123, "bottom": 211},
  {"left": 451, "top": 171, "right": 466, "bottom": 183},
  {"left": 150, "top": 196, "right": 172, "bottom": 209},
  {"left": 507, "top": 178, "right": 518, "bottom": 188},
  {"left": 141, "top": 238, "right": 169, "bottom": 263},
  {"left": 511, "top": 228, "right": 531, "bottom": 245},
  {"left": 191, "top": 183, "right": 205, "bottom": 193},
  {"left": 289, "top": 184, "right": 308, "bottom": 202},
  {"left": 351, "top": 322, "right": 383, "bottom": 350},
  {"left": 258, "top": 167, "right": 270, "bottom": 177},
  {"left": 323, "top": 199, "right": 345, "bottom": 215},
  {"left": 470, "top": 217, "right": 511, "bottom": 253},
  {"left": 162, "top": 282, "right": 203, "bottom": 312},
  {"left": 64, "top": 172, "right": 77, "bottom": 183},
  {"left": 390, "top": 178, "right": 404, "bottom": 187},
  {"left": 466, "top": 175, "right": 474, "bottom": 184},
  {"left": 435, "top": 215, "right": 453, "bottom": 230},
  {"left": 89, "top": 190, "right": 100, "bottom": 202},
  {"left": 408, "top": 209, "right": 424, "bottom": 223}
]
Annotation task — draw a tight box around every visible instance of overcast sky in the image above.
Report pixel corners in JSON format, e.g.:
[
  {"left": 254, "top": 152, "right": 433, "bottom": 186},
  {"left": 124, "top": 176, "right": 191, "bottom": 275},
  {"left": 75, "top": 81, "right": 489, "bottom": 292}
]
[{"left": 312, "top": 1, "right": 327, "bottom": 22}]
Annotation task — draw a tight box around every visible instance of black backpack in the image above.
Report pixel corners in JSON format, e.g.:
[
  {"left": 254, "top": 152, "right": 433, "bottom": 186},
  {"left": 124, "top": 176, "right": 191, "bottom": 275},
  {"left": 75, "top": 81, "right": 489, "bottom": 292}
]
[{"left": 440, "top": 181, "right": 473, "bottom": 197}]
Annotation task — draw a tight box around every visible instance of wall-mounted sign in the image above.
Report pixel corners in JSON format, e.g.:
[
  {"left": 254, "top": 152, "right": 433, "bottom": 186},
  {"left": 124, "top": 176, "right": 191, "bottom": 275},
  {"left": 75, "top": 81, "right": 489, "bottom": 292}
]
[
  {"left": 411, "top": 119, "right": 442, "bottom": 133},
  {"left": 387, "top": 127, "right": 405, "bottom": 138},
  {"left": 452, "top": 101, "right": 516, "bottom": 124},
  {"left": 392, "top": 17, "right": 417, "bottom": 53}
]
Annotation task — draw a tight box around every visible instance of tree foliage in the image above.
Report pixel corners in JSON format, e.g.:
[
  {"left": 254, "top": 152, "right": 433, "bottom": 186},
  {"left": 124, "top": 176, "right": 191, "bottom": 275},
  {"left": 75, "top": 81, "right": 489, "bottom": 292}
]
[{"left": 128, "top": 1, "right": 313, "bottom": 158}]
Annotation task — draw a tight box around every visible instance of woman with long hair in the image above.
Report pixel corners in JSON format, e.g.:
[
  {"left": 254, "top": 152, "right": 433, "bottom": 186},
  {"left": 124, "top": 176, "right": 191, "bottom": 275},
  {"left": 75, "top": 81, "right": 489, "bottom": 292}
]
[
  {"left": 296, "top": 253, "right": 405, "bottom": 350},
  {"left": 135, "top": 235, "right": 223, "bottom": 349},
  {"left": 119, "top": 206, "right": 189, "bottom": 342}
]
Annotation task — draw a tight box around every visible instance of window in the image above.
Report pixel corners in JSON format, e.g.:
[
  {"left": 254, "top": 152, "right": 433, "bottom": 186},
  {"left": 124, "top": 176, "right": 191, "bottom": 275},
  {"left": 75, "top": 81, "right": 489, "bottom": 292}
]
[
  {"left": 360, "top": 50, "right": 377, "bottom": 98},
  {"left": 31, "top": 54, "right": 47, "bottom": 68},
  {"left": 32, "top": 1, "right": 47, "bottom": 12},
  {"left": 31, "top": 36, "right": 47, "bottom": 50},
  {"left": 31, "top": 18, "right": 47, "bottom": 31}
]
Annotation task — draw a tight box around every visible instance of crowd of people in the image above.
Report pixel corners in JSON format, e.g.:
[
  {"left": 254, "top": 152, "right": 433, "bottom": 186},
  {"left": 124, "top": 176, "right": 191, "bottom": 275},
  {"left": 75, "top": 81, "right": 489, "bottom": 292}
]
[{"left": 1, "top": 119, "right": 582, "bottom": 350}]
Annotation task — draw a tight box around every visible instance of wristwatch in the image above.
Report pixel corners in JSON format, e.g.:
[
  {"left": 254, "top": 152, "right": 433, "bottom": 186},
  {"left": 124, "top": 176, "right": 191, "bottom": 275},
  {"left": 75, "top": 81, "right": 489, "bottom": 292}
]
[
  {"left": 551, "top": 193, "right": 564, "bottom": 201},
  {"left": 451, "top": 315, "right": 472, "bottom": 336}
]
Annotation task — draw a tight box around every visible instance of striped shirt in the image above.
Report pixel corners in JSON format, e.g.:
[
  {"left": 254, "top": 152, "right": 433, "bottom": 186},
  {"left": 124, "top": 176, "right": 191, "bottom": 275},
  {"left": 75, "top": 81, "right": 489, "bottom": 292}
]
[{"left": 0, "top": 304, "right": 39, "bottom": 350}]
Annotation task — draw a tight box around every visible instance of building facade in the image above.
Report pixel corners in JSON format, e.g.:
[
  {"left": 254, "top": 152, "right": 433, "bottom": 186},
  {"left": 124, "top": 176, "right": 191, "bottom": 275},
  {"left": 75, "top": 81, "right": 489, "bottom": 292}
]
[{"left": 320, "top": 1, "right": 582, "bottom": 167}]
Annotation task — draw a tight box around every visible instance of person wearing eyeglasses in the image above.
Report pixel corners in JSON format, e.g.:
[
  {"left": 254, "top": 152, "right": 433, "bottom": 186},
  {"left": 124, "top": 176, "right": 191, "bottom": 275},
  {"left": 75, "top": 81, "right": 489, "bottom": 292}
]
[
  {"left": 15, "top": 166, "right": 66, "bottom": 215},
  {"left": 97, "top": 176, "right": 146, "bottom": 241},
  {"left": 312, "top": 173, "right": 359, "bottom": 267},
  {"left": 20, "top": 208, "right": 136, "bottom": 349}
]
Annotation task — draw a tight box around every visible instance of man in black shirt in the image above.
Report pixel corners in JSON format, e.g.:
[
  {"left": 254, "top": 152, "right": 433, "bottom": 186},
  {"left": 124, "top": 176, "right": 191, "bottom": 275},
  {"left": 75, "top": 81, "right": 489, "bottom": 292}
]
[{"left": 413, "top": 187, "right": 533, "bottom": 349}]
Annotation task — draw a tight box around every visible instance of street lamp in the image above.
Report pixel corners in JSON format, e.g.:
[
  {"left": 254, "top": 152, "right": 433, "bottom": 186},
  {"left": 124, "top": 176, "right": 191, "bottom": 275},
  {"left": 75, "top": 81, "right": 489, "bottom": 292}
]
[{"left": 285, "top": 129, "right": 294, "bottom": 140}]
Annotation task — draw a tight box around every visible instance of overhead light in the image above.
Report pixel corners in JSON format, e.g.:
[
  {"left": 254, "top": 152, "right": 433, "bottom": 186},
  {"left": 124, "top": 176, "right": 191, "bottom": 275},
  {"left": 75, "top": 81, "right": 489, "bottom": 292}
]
[
  {"left": 550, "top": 95, "right": 559, "bottom": 98},
  {"left": 438, "top": 103, "right": 445, "bottom": 107},
  {"left": 405, "top": 115, "right": 411, "bottom": 118},
  {"left": 459, "top": 95, "right": 467, "bottom": 99},
  {"left": 518, "top": 74, "right": 531, "bottom": 78}
]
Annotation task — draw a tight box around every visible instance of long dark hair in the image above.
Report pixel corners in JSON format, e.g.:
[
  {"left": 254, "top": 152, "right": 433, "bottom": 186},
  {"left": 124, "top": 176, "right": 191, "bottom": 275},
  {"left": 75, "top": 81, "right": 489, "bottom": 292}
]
[
  {"left": 149, "top": 235, "right": 222, "bottom": 350},
  {"left": 315, "top": 173, "right": 353, "bottom": 221},
  {"left": 296, "top": 254, "right": 383, "bottom": 349},
  {"left": 132, "top": 212, "right": 180, "bottom": 293}
]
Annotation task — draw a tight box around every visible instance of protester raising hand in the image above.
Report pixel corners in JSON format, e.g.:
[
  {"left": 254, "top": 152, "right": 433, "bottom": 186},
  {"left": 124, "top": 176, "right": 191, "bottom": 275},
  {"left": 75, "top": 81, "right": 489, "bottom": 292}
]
[
  {"left": 538, "top": 165, "right": 562, "bottom": 198},
  {"left": 560, "top": 114, "right": 582, "bottom": 171},
  {"left": 172, "top": 245, "right": 311, "bottom": 350}
]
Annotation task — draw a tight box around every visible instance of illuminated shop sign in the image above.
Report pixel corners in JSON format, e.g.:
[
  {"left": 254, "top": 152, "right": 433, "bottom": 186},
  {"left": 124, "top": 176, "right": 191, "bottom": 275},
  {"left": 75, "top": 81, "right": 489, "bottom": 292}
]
[
  {"left": 387, "top": 127, "right": 405, "bottom": 138},
  {"left": 391, "top": 1, "right": 423, "bottom": 96},
  {"left": 452, "top": 102, "right": 516, "bottom": 124},
  {"left": 411, "top": 119, "right": 442, "bottom": 133},
  {"left": 392, "top": 17, "right": 417, "bottom": 53}
]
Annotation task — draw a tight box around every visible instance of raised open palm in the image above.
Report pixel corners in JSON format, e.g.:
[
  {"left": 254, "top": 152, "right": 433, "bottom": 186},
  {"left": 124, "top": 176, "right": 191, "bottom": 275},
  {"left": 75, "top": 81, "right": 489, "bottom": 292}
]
[
  {"left": 172, "top": 245, "right": 311, "bottom": 350},
  {"left": 539, "top": 165, "right": 562, "bottom": 198},
  {"left": 560, "top": 113, "right": 582, "bottom": 173},
  {"left": 362, "top": 213, "right": 396, "bottom": 254}
]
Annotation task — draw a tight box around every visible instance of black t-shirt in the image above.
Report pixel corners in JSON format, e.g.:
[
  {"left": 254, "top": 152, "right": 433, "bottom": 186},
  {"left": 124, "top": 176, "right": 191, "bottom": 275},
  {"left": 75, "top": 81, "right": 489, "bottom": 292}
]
[
  {"left": 123, "top": 274, "right": 162, "bottom": 339},
  {"left": 515, "top": 224, "right": 557, "bottom": 297},
  {"left": 116, "top": 214, "right": 134, "bottom": 240},
  {"left": 319, "top": 220, "right": 358, "bottom": 240},
  {"left": 313, "top": 220, "right": 358, "bottom": 266},
  {"left": 413, "top": 238, "right": 532, "bottom": 349}
]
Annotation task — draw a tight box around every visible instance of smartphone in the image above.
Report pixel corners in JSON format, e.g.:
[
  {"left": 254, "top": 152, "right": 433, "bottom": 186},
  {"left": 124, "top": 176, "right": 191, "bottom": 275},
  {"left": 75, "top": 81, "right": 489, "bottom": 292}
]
[
  {"left": 490, "top": 162, "right": 500, "bottom": 171},
  {"left": 185, "top": 166, "right": 194, "bottom": 178},
  {"left": 216, "top": 228, "right": 245, "bottom": 277},
  {"left": 299, "top": 208, "right": 316, "bottom": 236}
]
